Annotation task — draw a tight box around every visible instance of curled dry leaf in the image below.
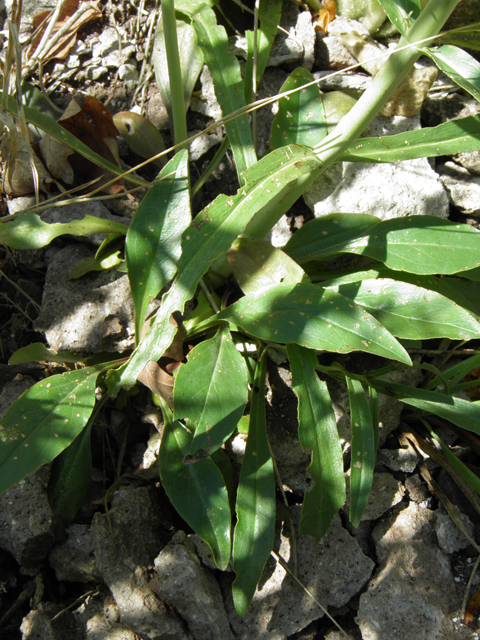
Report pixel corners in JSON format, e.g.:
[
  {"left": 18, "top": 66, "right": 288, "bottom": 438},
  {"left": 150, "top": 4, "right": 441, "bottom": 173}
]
[
  {"left": 1, "top": 125, "right": 52, "bottom": 196},
  {"left": 28, "top": 0, "right": 102, "bottom": 63},
  {"left": 315, "top": 0, "right": 336, "bottom": 34},
  {"left": 38, "top": 96, "right": 124, "bottom": 194}
]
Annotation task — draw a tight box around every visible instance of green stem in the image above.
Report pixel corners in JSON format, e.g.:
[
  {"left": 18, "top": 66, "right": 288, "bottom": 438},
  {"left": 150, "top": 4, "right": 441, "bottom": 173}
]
[
  {"left": 161, "top": 0, "right": 189, "bottom": 147},
  {"left": 243, "top": 0, "right": 460, "bottom": 240}
]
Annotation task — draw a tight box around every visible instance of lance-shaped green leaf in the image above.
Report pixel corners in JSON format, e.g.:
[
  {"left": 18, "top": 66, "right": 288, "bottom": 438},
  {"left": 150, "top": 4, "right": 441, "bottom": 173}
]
[
  {"left": 211, "top": 283, "right": 411, "bottom": 364},
  {"left": 0, "top": 211, "right": 128, "bottom": 250},
  {"left": 48, "top": 418, "right": 94, "bottom": 525},
  {"left": 126, "top": 150, "right": 190, "bottom": 340},
  {"left": 244, "top": 0, "right": 282, "bottom": 104},
  {"left": 377, "top": 0, "right": 421, "bottom": 34},
  {"left": 158, "top": 404, "right": 231, "bottom": 570},
  {"left": 108, "top": 144, "right": 323, "bottom": 394},
  {"left": 190, "top": 5, "right": 257, "bottom": 180},
  {"left": 9, "top": 343, "right": 85, "bottom": 364},
  {"left": 286, "top": 215, "right": 480, "bottom": 275},
  {"left": 232, "top": 355, "right": 275, "bottom": 616},
  {"left": 347, "top": 378, "right": 375, "bottom": 527},
  {"left": 0, "top": 364, "right": 109, "bottom": 495},
  {"left": 326, "top": 278, "right": 480, "bottom": 340},
  {"left": 227, "top": 237, "right": 308, "bottom": 295},
  {"left": 270, "top": 68, "right": 328, "bottom": 151},
  {"left": 152, "top": 14, "right": 204, "bottom": 120},
  {"left": 287, "top": 344, "right": 345, "bottom": 541},
  {"left": 173, "top": 325, "right": 248, "bottom": 458},
  {"left": 372, "top": 380, "right": 480, "bottom": 435},
  {"left": 424, "top": 45, "right": 480, "bottom": 103},
  {"left": 341, "top": 115, "right": 480, "bottom": 163}
]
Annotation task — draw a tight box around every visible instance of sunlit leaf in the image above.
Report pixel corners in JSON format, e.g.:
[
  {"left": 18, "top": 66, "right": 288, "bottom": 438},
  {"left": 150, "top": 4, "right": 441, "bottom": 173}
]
[
  {"left": 174, "top": 325, "right": 248, "bottom": 458},
  {"left": 424, "top": 45, "right": 480, "bottom": 102},
  {"left": 126, "top": 150, "right": 190, "bottom": 340},
  {"left": 0, "top": 211, "right": 128, "bottom": 250},
  {"left": 325, "top": 278, "right": 480, "bottom": 340},
  {"left": 212, "top": 283, "right": 411, "bottom": 364},
  {"left": 227, "top": 237, "right": 308, "bottom": 295},
  {"left": 0, "top": 364, "right": 111, "bottom": 494}
]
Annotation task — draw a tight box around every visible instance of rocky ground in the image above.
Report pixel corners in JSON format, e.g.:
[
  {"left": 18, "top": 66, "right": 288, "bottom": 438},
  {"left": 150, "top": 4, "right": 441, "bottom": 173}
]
[{"left": 2, "top": 0, "right": 480, "bottom": 639}]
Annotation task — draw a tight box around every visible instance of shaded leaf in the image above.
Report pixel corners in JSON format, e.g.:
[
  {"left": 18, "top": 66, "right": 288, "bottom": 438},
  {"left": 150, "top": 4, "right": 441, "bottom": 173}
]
[
  {"left": 347, "top": 378, "right": 375, "bottom": 527},
  {"left": 227, "top": 237, "right": 308, "bottom": 295},
  {"left": 113, "top": 111, "right": 166, "bottom": 168},
  {"left": 174, "top": 325, "right": 248, "bottom": 458},
  {"left": 287, "top": 344, "right": 345, "bottom": 540},
  {"left": 373, "top": 380, "right": 480, "bottom": 436},
  {"left": 286, "top": 215, "right": 480, "bottom": 275},
  {"left": 212, "top": 283, "right": 411, "bottom": 364},
  {"left": 158, "top": 404, "right": 231, "bottom": 569},
  {"left": 232, "top": 355, "right": 275, "bottom": 615},
  {"left": 48, "top": 418, "right": 93, "bottom": 524},
  {"left": 126, "top": 150, "right": 190, "bottom": 340},
  {"left": 152, "top": 13, "right": 204, "bottom": 120}
]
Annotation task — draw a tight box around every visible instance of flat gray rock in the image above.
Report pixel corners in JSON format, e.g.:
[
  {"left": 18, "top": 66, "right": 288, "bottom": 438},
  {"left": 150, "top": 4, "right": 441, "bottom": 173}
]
[{"left": 357, "top": 502, "right": 457, "bottom": 640}]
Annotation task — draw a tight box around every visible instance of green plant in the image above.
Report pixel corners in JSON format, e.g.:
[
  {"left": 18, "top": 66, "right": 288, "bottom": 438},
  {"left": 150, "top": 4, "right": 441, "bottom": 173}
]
[{"left": 2, "top": 0, "right": 480, "bottom": 615}]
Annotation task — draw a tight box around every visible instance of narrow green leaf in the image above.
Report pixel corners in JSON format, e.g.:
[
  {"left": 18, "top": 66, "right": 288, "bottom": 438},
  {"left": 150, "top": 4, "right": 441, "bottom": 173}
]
[
  {"left": 423, "top": 354, "right": 480, "bottom": 393},
  {"left": 372, "top": 380, "right": 480, "bottom": 436},
  {"left": 327, "top": 278, "right": 480, "bottom": 340},
  {"left": 369, "top": 386, "right": 380, "bottom": 451},
  {"left": 191, "top": 5, "right": 257, "bottom": 180},
  {"left": 341, "top": 115, "right": 480, "bottom": 163},
  {"left": 287, "top": 215, "right": 480, "bottom": 275},
  {"left": 429, "top": 428, "right": 480, "bottom": 496},
  {"left": 377, "top": 0, "right": 421, "bottom": 34},
  {"left": 438, "top": 23, "right": 480, "bottom": 52},
  {"left": 108, "top": 144, "right": 323, "bottom": 393},
  {"left": 158, "top": 405, "right": 231, "bottom": 569},
  {"left": 173, "top": 325, "right": 248, "bottom": 457},
  {"left": 213, "top": 283, "right": 411, "bottom": 364},
  {"left": 284, "top": 213, "right": 381, "bottom": 264},
  {"left": 287, "top": 344, "right": 345, "bottom": 541},
  {"left": 424, "top": 45, "right": 480, "bottom": 102},
  {"left": 232, "top": 355, "right": 275, "bottom": 616},
  {"left": 48, "top": 419, "right": 93, "bottom": 524},
  {"left": 270, "top": 68, "right": 328, "bottom": 151},
  {"left": 0, "top": 211, "right": 128, "bottom": 250},
  {"left": 244, "top": 0, "right": 282, "bottom": 104},
  {"left": 0, "top": 365, "right": 106, "bottom": 495},
  {"left": 152, "top": 15, "right": 204, "bottom": 120},
  {"left": 126, "top": 150, "right": 190, "bottom": 340},
  {"left": 227, "top": 237, "right": 308, "bottom": 295},
  {"left": 347, "top": 378, "right": 375, "bottom": 527},
  {"left": 9, "top": 343, "right": 84, "bottom": 365}
]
